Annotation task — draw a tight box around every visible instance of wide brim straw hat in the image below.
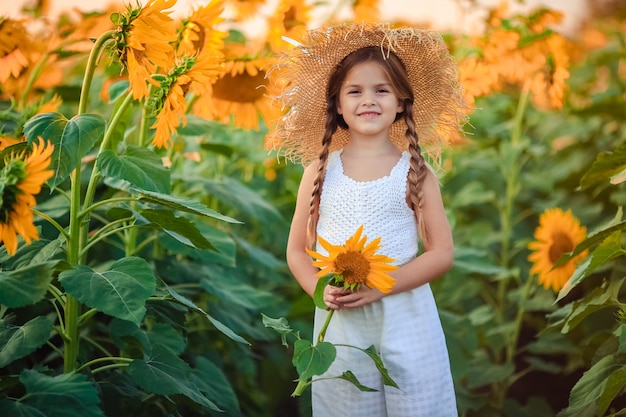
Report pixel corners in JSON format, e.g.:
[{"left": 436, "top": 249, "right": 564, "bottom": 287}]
[{"left": 268, "top": 22, "right": 470, "bottom": 165}]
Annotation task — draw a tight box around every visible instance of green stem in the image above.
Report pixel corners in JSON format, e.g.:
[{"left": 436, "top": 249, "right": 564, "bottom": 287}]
[
  {"left": 76, "top": 356, "right": 133, "bottom": 373},
  {"left": 32, "top": 209, "right": 69, "bottom": 241},
  {"left": 291, "top": 378, "right": 309, "bottom": 397},
  {"left": 19, "top": 51, "right": 52, "bottom": 109},
  {"left": 317, "top": 309, "right": 334, "bottom": 344},
  {"left": 78, "top": 30, "right": 115, "bottom": 115}
]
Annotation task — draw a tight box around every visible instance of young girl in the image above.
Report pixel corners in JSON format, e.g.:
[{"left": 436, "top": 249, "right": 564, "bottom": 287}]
[{"left": 271, "top": 22, "right": 468, "bottom": 417}]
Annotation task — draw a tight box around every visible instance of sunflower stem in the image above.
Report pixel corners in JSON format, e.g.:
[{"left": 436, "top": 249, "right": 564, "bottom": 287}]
[
  {"left": 291, "top": 378, "right": 309, "bottom": 397},
  {"left": 78, "top": 30, "right": 116, "bottom": 115},
  {"left": 317, "top": 309, "right": 334, "bottom": 344}
]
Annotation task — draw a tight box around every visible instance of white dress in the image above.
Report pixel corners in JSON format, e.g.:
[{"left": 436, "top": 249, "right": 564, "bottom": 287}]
[{"left": 311, "top": 150, "right": 457, "bottom": 417}]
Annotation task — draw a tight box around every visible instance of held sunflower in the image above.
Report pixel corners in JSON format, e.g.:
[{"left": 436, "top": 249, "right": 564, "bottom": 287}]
[
  {"left": 306, "top": 224, "right": 398, "bottom": 294},
  {"left": 528, "top": 208, "right": 588, "bottom": 292}
]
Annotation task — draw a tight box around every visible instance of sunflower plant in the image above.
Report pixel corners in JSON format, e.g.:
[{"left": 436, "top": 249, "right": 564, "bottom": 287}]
[{"left": 263, "top": 225, "right": 399, "bottom": 397}]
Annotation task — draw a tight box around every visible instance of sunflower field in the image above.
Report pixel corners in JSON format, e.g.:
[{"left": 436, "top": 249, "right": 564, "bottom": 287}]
[{"left": 0, "top": 0, "right": 625, "bottom": 416}]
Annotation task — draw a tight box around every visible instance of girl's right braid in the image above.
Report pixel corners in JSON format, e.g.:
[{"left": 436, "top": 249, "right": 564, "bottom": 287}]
[
  {"left": 305, "top": 105, "right": 337, "bottom": 250},
  {"left": 403, "top": 105, "right": 430, "bottom": 243}
]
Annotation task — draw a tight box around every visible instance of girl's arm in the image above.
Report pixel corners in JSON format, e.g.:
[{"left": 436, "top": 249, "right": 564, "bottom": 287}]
[
  {"left": 337, "top": 168, "right": 454, "bottom": 307},
  {"left": 286, "top": 162, "right": 321, "bottom": 298}
]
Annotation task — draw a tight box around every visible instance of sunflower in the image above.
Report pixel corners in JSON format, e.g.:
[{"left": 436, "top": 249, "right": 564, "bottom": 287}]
[
  {"left": 150, "top": 53, "right": 221, "bottom": 148},
  {"left": 175, "top": 0, "right": 226, "bottom": 58},
  {"left": 227, "top": 0, "right": 267, "bottom": 20},
  {"left": 194, "top": 41, "right": 282, "bottom": 130},
  {"left": 306, "top": 225, "right": 398, "bottom": 293},
  {"left": 353, "top": 0, "right": 381, "bottom": 23},
  {"left": 266, "top": 0, "right": 311, "bottom": 53},
  {"left": 111, "top": 0, "right": 178, "bottom": 100},
  {"left": 528, "top": 208, "right": 588, "bottom": 292},
  {"left": 0, "top": 138, "right": 54, "bottom": 255},
  {"left": 0, "top": 18, "right": 33, "bottom": 84}
]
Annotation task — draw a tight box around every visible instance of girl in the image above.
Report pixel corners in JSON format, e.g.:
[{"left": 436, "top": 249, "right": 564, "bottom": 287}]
[{"left": 271, "top": 23, "right": 468, "bottom": 417}]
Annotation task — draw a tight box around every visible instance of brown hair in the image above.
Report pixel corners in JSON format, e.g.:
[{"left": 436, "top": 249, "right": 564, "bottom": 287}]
[{"left": 305, "top": 46, "right": 430, "bottom": 250}]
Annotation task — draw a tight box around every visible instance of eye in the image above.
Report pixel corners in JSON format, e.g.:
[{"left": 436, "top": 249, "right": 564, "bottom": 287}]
[
  {"left": 377, "top": 88, "right": 390, "bottom": 93},
  {"left": 348, "top": 89, "right": 361, "bottom": 94}
]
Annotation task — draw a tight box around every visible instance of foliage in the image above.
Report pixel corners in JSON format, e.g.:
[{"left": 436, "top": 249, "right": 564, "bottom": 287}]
[{"left": 0, "top": 1, "right": 625, "bottom": 417}]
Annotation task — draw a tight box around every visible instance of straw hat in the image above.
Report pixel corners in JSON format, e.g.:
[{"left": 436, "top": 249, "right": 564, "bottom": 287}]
[{"left": 268, "top": 22, "right": 470, "bottom": 165}]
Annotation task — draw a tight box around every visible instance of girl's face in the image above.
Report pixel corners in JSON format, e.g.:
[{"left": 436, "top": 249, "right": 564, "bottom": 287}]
[{"left": 337, "top": 61, "right": 404, "bottom": 139}]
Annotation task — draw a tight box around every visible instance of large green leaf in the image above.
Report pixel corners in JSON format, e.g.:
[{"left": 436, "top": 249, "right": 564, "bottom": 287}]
[
  {"left": 359, "top": 345, "right": 399, "bottom": 389},
  {"left": 190, "top": 357, "right": 241, "bottom": 414},
  {"left": 201, "top": 177, "right": 283, "bottom": 222},
  {"left": 561, "top": 278, "right": 624, "bottom": 333},
  {"left": 164, "top": 285, "right": 249, "bottom": 345},
  {"left": 134, "top": 188, "right": 241, "bottom": 224},
  {"left": 136, "top": 209, "right": 216, "bottom": 250},
  {"left": 0, "top": 370, "right": 104, "bottom": 417},
  {"left": 58, "top": 257, "right": 156, "bottom": 325},
  {"left": 292, "top": 339, "right": 336, "bottom": 380},
  {"left": 558, "top": 355, "right": 626, "bottom": 417},
  {"left": 580, "top": 145, "right": 626, "bottom": 189},
  {"left": 0, "top": 316, "right": 53, "bottom": 368},
  {"left": 0, "top": 263, "right": 56, "bottom": 308},
  {"left": 98, "top": 146, "right": 170, "bottom": 193},
  {"left": 200, "top": 276, "right": 275, "bottom": 310},
  {"left": 146, "top": 323, "right": 186, "bottom": 356},
  {"left": 128, "top": 346, "right": 221, "bottom": 412},
  {"left": 22, "top": 112, "right": 105, "bottom": 188}
]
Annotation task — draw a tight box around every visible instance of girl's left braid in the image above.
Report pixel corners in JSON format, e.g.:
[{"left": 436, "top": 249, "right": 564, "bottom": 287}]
[{"left": 403, "top": 105, "right": 429, "bottom": 243}]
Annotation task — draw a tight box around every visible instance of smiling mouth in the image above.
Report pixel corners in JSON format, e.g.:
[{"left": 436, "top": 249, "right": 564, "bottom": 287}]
[{"left": 358, "top": 112, "right": 380, "bottom": 117}]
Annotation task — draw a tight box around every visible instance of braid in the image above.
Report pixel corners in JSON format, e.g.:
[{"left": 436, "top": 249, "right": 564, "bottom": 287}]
[
  {"left": 403, "top": 105, "right": 430, "bottom": 244},
  {"left": 306, "top": 105, "right": 338, "bottom": 250}
]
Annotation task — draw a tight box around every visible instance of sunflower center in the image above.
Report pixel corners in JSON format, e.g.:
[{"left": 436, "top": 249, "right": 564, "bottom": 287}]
[
  {"left": 335, "top": 251, "right": 370, "bottom": 286},
  {"left": 212, "top": 71, "right": 266, "bottom": 102},
  {"left": 548, "top": 231, "right": 575, "bottom": 263}
]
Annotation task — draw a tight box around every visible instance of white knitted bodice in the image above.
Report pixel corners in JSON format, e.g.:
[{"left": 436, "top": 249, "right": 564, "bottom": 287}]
[{"left": 316, "top": 150, "right": 418, "bottom": 266}]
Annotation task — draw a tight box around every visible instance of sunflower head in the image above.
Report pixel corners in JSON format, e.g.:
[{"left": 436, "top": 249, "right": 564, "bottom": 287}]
[
  {"left": 528, "top": 208, "right": 588, "bottom": 292},
  {"left": 306, "top": 225, "right": 398, "bottom": 293},
  {"left": 0, "top": 138, "right": 54, "bottom": 255}
]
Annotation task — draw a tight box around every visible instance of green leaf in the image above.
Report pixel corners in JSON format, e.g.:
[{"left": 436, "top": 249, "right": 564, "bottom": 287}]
[
  {"left": 0, "top": 263, "right": 56, "bottom": 307},
  {"left": 22, "top": 112, "right": 105, "bottom": 188},
  {"left": 59, "top": 257, "right": 156, "bottom": 325},
  {"left": 0, "top": 316, "right": 53, "bottom": 368},
  {"left": 201, "top": 276, "right": 275, "bottom": 310},
  {"left": 261, "top": 314, "right": 298, "bottom": 347},
  {"left": 313, "top": 274, "right": 334, "bottom": 310},
  {"left": 128, "top": 346, "right": 221, "bottom": 412},
  {"left": 359, "top": 345, "right": 400, "bottom": 389},
  {"left": 561, "top": 278, "right": 624, "bottom": 334},
  {"left": 337, "top": 371, "right": 378, "bottom": 392},
  {"left": 136, "top": 209, "right": 216, "bottom": 250},
  {"left": 133, "top": 189, "right": 241, "bottom": 224},
  {"left": 164, "top": 284, "right": 250, "bottom": 345},
  {"left": 0, "top": 370, "right": 104, "bottom": 417},
  {"left": 109, "top": 318, "right": 150, "bottom": 358},
  {"left": 580, "top": 145, "right": 626, "bottom": 189},
  {"left": 147, "top": 323, "right": 186, "bottom": 356},
  {"left": 558, "top": 355, "right": 625, "bottom": 417},
  {"left": 190, "top": 357, "right": 241, "bottom": 414},
  {"left": 201, "top": 177, "right": 283, "bottom": 222},
  {"left": 98, "top": 146, "right": 170, "bottom": 193},
  {"left": 292, "top": 339, "right": 336, "bottom": 380}
]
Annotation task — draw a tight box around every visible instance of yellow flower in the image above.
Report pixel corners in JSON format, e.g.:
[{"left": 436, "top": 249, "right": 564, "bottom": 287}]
[
  {"left": 227, "top": 0, "right": 267, "bottom": 20},
  {"left": 112, "top": 0, "right": 178, "bottom": 100},
  {"left": 0, "top": 137, "right": 23, "bottom": 152},
  {"left": 306, "top": 225, "right": 398, "bottom": 293},
  {"left": 0, "top": 138, "right": 54, "bottom": 255},
  {"left": 353, "top": 0, "right": 381, "bottom": 23},
  {"left": 266, "top": 0, "right": 311, "bottom": 53},
  {"left": 176, "top": 0, "right": 226, "bottom": 57},
  {"left": 194, "top": 42, "right": 281, "bottom": 130},
  {"left": 528, "top": 208, "right": 588, "bottom": 292},
  {"left": 0, "top": 18, "right": 33, "bottom": 84},
  {"left": 151, "top": 53, "right": 221, "bottom": 148}
]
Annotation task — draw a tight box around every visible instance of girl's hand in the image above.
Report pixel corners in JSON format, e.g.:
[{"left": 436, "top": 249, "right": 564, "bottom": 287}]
[
  {"left": 334, "top": 285, "right": 385, "bottom": 308},
  {"left": 323, "top": 285, "right": 345, "bottom": 310}
]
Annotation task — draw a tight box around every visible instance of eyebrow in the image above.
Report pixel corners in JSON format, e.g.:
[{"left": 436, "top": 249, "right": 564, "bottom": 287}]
[{"left": 342, "top": 82, "right": 392, "bottom": 89}]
